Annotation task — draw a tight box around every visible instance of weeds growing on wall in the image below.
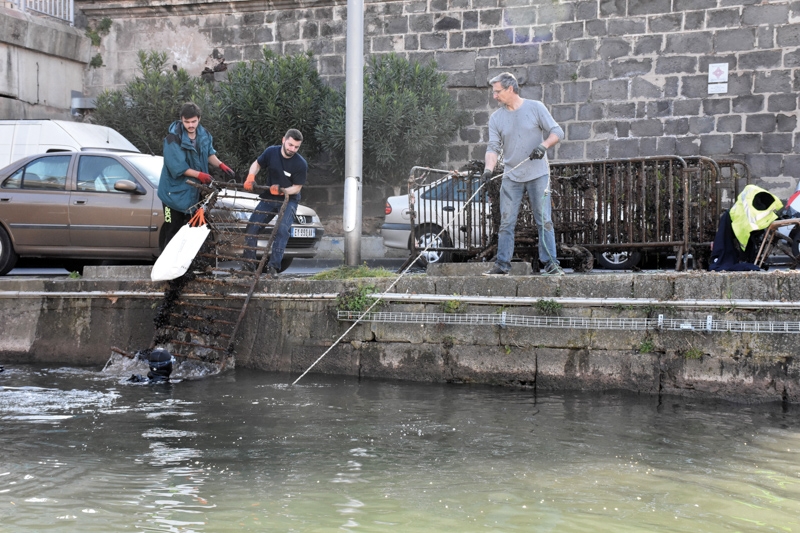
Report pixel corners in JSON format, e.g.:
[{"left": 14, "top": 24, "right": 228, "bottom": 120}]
[
  {"left": 639, "top": 337, "right": 655, "bottom": 353},
  {"left": 441, "top": 297, "right": 466, "bottom": 313},
  {"left": 311, "top": 265, "right": 396, "bottom": 280},
  {"left": 86, "top": 17, "right": 112, "bottom": 47},
  {"left": 535, "top": 299, "right": 563, "bottom": 316},
  {"left": 684, "top": 347, "right": 704, "bottom": 359},
  {"left": 336, "top": 285, "right": 383, "bottom": 313}
]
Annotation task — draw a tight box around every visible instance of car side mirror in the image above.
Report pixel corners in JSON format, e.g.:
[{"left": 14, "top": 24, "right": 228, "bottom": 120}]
[{"left": 114, "top": 179, "right": 146, "bottom": 195}]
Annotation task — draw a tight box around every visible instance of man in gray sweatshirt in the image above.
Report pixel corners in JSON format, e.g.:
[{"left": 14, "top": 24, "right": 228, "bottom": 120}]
[{"left": 482, "top": 72, "right": 565, "bottom": 276}]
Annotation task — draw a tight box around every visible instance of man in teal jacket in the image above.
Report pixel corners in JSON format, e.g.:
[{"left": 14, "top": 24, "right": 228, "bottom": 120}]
[{"left": 157, "top": 102, "right": 235, "bottom": 249}]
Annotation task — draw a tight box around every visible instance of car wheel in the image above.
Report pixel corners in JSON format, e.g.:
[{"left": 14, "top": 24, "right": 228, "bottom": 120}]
[
  {"left": 414, "top": 225, "right": 452, "bottom": 264},
  {"left": 0, "top": 226, "right": 19, "bottom": 275},
  {"left": 279, "top": 256, "right": 293, "bottom": 272},
  {"left": 596, "top": 250, "right": 641, "bottom": 270}
]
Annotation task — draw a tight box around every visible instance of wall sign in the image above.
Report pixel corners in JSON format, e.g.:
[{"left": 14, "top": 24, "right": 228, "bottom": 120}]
[{"left": 708, "top": 63, "right": 729, "bottom": 94}]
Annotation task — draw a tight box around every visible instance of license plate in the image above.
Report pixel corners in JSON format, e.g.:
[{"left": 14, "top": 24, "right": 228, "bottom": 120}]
[{"left": 292, "top": 227, "right": 315, "bottom": 238}]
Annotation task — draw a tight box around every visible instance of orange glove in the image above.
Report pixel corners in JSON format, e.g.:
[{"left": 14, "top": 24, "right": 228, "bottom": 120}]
[
  {"left": 243, "top": 173, "right": 256, "bottom": 191},
  {"left": 196, "top": 172, "right": 212, "bottom": 185},
  {"left": 270, "top": 184, "right": 281, "bottom": 196}
]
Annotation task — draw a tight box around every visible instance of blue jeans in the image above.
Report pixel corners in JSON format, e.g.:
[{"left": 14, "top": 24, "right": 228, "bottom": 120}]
[
  {"left": 496, "top": 176, "right": 559, "bottom": 271},
  {"left": 243, "top": 199, "right": 297, "bottom": 270}
]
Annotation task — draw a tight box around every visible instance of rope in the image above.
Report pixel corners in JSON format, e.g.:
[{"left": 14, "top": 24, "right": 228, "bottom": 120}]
[
  {"left": 291, "top": 157, "right": 532, "bottom": 386},
  {"left": 188, "top": 206, "right": 206, "bottom": 227}
]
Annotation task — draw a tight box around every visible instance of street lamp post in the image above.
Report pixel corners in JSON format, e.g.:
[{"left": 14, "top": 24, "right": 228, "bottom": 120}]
[{"left": 343, "top": 0, "right": 364, "bottom": 266}]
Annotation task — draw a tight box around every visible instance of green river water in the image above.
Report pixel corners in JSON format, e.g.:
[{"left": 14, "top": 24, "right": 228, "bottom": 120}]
[{"left": 1, "top": 363, "right": 799, "bottom": 532}]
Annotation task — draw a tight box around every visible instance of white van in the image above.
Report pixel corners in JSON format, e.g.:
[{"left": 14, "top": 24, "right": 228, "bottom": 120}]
[{"left": 0, "top": 120, "right": 140, "bottom": 168}]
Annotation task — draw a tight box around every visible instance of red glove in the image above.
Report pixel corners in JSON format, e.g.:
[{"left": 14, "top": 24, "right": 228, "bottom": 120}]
[
  {"left": 219, "top": 162, "right": 235, "bottom": 178},
  {"left": 243, "top": 173, "right": 256, "bottom": 191},
  {"left": 270, "top": 184, "right": 281, "bottom": 195},
  {"left": 196, "top": 172, "right": 212, "bottom": 185}
]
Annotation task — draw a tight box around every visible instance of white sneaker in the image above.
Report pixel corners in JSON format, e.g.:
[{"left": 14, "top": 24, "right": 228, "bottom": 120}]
[{"left": 542, "top": 262, "right": 565, "bottom": 276}]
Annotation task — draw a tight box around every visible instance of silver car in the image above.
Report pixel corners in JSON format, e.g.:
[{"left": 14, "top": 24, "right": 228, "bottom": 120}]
[
  {"left": 0, "top": 151, "right": 324, "bottom": 274},
  {"left": 382, "top": 172, "right": 490, "bottom": 264}
]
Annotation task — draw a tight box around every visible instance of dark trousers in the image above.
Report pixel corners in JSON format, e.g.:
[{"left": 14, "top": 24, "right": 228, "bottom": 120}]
[
  {"left": 160, "top": 205, "right": 191, "bottom": 251},
  {"left": 243, "top": 198, "right": 298, "bottom": 270}
]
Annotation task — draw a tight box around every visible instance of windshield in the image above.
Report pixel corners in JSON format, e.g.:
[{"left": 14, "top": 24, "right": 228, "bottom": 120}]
[{"left": 123, "top": 154, "right": 163, "bottom": 187}]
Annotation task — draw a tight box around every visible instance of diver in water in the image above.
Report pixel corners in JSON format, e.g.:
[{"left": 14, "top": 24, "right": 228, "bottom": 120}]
[{"left": 129, "top": 348, "right": 174, "bottom": 383}]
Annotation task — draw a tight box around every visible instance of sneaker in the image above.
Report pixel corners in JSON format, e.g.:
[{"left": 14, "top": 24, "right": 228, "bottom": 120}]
[
  {"left": 482, "top": 264, "right": 508, "bottom": 276},
  {"left": 542, "top": 262, "right": 565, "bottom": 276},
  {"left": 264, "top": 265, "right": 279, "bottom": 279}
]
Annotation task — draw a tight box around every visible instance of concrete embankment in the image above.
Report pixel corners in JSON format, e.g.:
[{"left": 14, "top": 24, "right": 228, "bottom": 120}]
[{"left": 1, "top": 265, "right": 799, "bottom": 404}]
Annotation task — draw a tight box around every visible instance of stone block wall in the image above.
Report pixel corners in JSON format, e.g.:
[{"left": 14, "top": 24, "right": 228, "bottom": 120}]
[
  {"left": 0, "top": 6, "right": 91, "bottom": 119},
  {"left": 3, "top": 269, "right": 800, "bottom": 403},
  {"left": 76, "top": 0, "right": 800, "bottom": 198}
]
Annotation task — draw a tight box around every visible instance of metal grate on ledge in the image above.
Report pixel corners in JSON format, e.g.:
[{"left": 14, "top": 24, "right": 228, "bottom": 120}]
[{"left": 337, "top": 311, "right": 800, "bottom": 334}]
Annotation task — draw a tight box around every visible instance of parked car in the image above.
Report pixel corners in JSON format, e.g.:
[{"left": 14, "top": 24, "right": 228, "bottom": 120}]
[
  {"left": 0, "top": 151, "right": 324, "bottom": 275},
  {"left": 382, "top": 173, "right": 490, "bottom": 264}
]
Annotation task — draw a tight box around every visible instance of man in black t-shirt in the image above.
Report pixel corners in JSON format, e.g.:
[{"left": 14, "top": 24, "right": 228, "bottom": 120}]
[{"left": 242, "top": 129, "right": 308, "bottom": 277}]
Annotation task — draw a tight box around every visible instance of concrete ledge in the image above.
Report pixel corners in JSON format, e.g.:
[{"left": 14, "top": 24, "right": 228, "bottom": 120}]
[
  {"left": 83, "top": 265, "right": 154, "bottom": 280},
  {"left": 426, "top": 262, "right": 532, "bottom": 277}
]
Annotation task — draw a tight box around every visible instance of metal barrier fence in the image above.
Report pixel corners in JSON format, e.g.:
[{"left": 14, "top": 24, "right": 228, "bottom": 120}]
[
  {"left": 406, "top": 157, "right": 751, "bottom": 270},
  {"left": 8, "top": 0, "right": 74, "bottom": 24},
  {"left": 407, "top": 164, "right": 492, "bottom": 262}
]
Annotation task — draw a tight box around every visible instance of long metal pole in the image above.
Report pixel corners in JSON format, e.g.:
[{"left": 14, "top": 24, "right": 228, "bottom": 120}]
[{"left": 343, "top": 0, "right": 364, "bottom": 266}]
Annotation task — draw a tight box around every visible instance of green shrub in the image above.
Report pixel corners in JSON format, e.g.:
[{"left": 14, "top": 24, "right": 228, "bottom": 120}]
[
  {"left": 93, "top": 51, "right": 209, "bottom": 156},
  {"left": 89, "top": 54, "right": 104, "bottom": 69},
  {"left": 316, "top": 53, "right": 468, "bottom": 187},
  {"left": 93, "top": 49, "right": 332, "bottom": 172},
  {"left": 93, "top": 49, "right": 464, "bottom": 184},
  {"left": 214, "top": 49, "right": 334, "bottom": 168}
]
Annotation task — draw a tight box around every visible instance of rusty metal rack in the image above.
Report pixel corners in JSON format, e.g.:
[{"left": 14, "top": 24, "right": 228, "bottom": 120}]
[
  {"left": 148, "top": 183, "right": 288, "bottom": 369},
  {"left": 406, "top": 163, "right": 491, "bottom": 263},
  {"left": 406, "top": 156, "right": 751, "bottom": 271}
]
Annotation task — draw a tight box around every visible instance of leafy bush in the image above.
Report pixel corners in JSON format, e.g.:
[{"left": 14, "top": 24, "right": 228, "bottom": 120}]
[
  {"left": 316, "top": 53, "right": 467, "bottom": 187},
  {"left": 93, "top": 51, "right": 210, "bottom": 156},
  {"left": 93, "top": 49, "right": 332, "bottom": 172},
  {"left": 214, "top": 49, "right": 334, "bottom": 167},
  {"left": 93, "top": 49, "right": 465, "bottom": 185}
]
